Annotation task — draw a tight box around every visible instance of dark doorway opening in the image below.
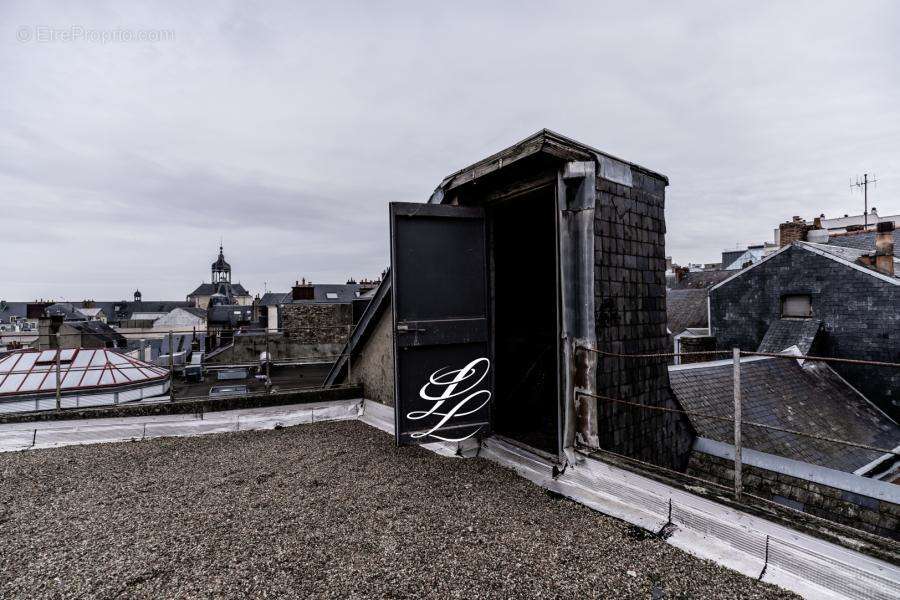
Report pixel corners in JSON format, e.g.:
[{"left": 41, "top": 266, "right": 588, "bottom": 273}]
[{"left": 490, "top": 186, "right": 560, "bottom": 455}]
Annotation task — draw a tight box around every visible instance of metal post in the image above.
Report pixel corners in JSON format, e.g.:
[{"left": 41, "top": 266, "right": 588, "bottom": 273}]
[
  {"left": 55, "top": 333, "right": 62, "bottom": 411},
  {"left": 733, "top": 347, "right": 742, "bottom": 501},
  {"left": 264, "top": 327, "right": 271, "bottom": 394},
  {"left": 169, "top": 330, "right": 175, "bottom": 402},
  {"left": 346, "top": 324, "right": 352, "bottom": 383}
]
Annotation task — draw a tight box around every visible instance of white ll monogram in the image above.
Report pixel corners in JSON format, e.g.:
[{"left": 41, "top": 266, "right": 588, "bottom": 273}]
[{"left": 406, "top": 357, "right": 491, "bottom": 442}]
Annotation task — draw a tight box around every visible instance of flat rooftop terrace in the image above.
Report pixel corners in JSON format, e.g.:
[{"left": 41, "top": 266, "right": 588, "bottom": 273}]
[{"left": 0, "top": 420, "right": 797, "bottom": 599}]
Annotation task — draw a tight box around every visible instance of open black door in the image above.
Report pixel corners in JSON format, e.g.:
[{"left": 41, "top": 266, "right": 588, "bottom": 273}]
[{"left": 390, "top": 202, "right": 491, "bottom": 445}]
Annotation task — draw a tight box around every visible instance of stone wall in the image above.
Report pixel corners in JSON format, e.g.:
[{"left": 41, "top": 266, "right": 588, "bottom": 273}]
[
  {"left": 281, "top": 303, "right": 353, "bottom": 344},
  {"left": 204, "top": 333, "right": 342, "bottom": 365},
  {"left": 594, "top": 171, "right": 695, "bottom": 470},
  {"left": 0, "top": 385, "right": 362, "bottom": 424},
  {"left": 349, "top": 304, "right": 395, "bottom": 406},
  {"left": 688, "top": 451, "right": 899, "bottom": 540},
  {"left": 709, "top": 245, "right": 900, "bottom": 419}
]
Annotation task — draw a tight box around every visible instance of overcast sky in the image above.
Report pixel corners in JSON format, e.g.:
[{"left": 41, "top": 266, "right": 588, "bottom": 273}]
[{"left": 2, "top": 1, "right": 898, "bottom": 301}]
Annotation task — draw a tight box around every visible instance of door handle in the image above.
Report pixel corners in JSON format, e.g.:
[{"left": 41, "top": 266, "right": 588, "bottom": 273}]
[{"left": 397, "top": 324, "right": 427, "bottom": 333}]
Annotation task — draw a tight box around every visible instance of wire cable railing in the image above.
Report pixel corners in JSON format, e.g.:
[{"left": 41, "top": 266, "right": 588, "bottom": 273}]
[{"left": 575, "top": 343, "right": 900, "bottom": 542}]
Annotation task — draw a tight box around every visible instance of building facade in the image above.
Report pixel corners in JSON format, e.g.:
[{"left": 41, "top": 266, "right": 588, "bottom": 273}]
[{"left": 709, "top": 237, "right": 900, "bottom": 419}]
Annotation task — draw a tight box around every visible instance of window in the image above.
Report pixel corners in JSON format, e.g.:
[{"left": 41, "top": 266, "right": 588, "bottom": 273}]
[
  {"left": 326, "top": 292, "right": 338, "bottom": 299},
  {"left": 782, "top": 294, "right": 812, "bottom": 318}
]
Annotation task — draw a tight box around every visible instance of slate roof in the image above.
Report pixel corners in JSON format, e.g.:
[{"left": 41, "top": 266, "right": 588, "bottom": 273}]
[
  {"left": 757, "top": 319, "right": 823, "bottom": 355},
  {"left": 288, "top": 284, "right": 366, "bottom": 304},
  {"left": 102, "top": 301, "right": 194, "bottom": 324},
  {"left": 824, "top": 229, "right": 900, "bottom": 259},
  {"left": 211, "top": 246, "right": 231, "bottom": 272},
  {"left": 669, "top": 358, "right": 900, "bottom": 473},
  {"left": 182, "top": 307, "right": 208, "bottom": 318},
  {"left": 711, "top": 242, "right": 900, "bottom": 293},
  {"left": 0, "top": 302, "right": 29, "bottom": 324},
  {"left": 721, "top": 250, "right": 746, "bottom": 268},
  {"left": 258, "top": 292, "right": 289, "bottom": 306},
  {"left": 1, "top": 301, "right": 193, "bottom": 325},
  {"left": 669, "top": 270, "right": 732, "bottom": 290},
  {"left": 667, "top": 289, "right": 708, "bottom": 335},
  {"left": 724, "top": 247, "right": 767, "bottom": 270},
  {"left": 208, "top": 304, "right": 253, "bottom": 326},
  {"left": 188, "top": 283, "right": 250, "bottom": 297},
  {"left": 802, "top": 242, "right": 900, "bottom": 279},
  {"left": 68, "top": 321, "right": 128, "bottom": 347},
  {"left": 46, "top": 303, "right": 87, "bottom": 321}
]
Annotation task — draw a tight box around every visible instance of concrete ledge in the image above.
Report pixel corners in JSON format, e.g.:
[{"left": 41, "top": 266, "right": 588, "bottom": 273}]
[
  {"left": 0, "top": 385, "right": 363, "bottom": 425},
  {"left": 0, "top": 399, "right": 364, "bottom": 452},
  {"left": 694, "top": 437, "right": 900, "bottom": 504}
]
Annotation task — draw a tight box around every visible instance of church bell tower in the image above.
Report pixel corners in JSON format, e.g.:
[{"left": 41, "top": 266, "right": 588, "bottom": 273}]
[{"left": 211, "top": 245, "right": 231, "bottom": 284}]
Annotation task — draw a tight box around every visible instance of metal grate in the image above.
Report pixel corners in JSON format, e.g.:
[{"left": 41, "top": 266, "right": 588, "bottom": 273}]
[
  {"left": 768, "top": 538, "right": 898, "bottom": 600},
  {"left": 671, "top": 504, "right": 767, "bottom": 560}
]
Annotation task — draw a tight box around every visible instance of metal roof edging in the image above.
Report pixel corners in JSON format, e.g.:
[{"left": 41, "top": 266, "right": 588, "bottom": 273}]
[{"left": 694, "top": 437, "right": 900, "bottom": 504}]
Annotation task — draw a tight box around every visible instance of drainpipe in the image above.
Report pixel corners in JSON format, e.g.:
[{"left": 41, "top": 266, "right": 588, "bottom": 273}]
[
  {"left": 559, "top": 161, "right": 599, "bottom": 457},
  {"left": 55, "top": 334, "right": 61, "bottom": 411}
]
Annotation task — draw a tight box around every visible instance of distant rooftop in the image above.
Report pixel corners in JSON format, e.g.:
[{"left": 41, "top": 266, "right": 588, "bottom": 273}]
[
  {"left": 288, "top": 283, "right": 370, "bottom": 304},
  {"left": 670, "top": 357, "right": 900, "bottom": 473},
  {"left": 668, "top": 270, "right": 732, "bottom": 290},
  {"left": 825, "top": 228, "right": 900, "bottom": 259},
  {"left": 666, "top": 289, "right": 708, "bottom": 335}
]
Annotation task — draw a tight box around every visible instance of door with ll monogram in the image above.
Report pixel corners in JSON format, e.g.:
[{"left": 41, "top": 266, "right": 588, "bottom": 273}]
[{"left": 389, "top": 202, "right": 492, "bottom": 445}]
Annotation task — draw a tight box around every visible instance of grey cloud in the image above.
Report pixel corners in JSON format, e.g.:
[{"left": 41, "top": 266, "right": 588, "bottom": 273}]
[{"left": 1, "top": 0, "right": 898, "bottom": 300}]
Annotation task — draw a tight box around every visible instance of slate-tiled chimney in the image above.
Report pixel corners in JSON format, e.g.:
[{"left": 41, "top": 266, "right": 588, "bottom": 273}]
[{"left": 875, "top": 221, "right": 895, "bottom": 276}]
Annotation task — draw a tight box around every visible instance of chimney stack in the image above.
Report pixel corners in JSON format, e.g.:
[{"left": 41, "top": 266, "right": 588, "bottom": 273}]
[
  {"left": 779, "top": 218, "right": 811, "bottom": 247},
  {"left": 875, "top": 221, "right": 895, "bottom": 276},
  {"left": 292, "top": 278, "right": 315, "bottom": 301},
  {"left": 674, "top": 266, "right": 688, "bottom": 283}
]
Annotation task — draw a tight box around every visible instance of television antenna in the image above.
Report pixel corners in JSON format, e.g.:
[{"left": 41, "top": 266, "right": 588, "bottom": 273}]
[{"left": 850, "top": 173, "right": 877, "bottom": 228}]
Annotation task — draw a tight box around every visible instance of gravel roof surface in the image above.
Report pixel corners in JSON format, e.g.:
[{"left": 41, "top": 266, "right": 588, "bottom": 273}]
[{"left": 0, "top": 420, "right": 799, "bottom": 599}]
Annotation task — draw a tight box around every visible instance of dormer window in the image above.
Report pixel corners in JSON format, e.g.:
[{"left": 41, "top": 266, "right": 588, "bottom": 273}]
[{"left": 782, "top": 294, "right": 812, "bottom": 318}]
